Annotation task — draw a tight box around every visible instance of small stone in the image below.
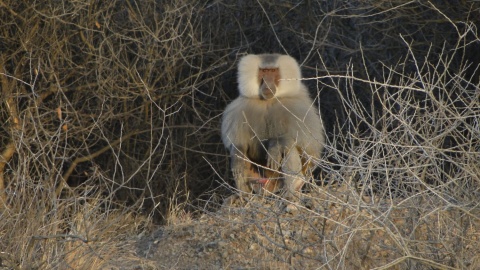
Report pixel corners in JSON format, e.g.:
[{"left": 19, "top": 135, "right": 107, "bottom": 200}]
[
  {"left": 249, "top": 243, "right": 259, "bottom": 250},
  {"left": 303, "top": 247, "right": 314, "bottom": 255},
  {"left": 285, "top": 204, "right": 299, "bottom": 214}
]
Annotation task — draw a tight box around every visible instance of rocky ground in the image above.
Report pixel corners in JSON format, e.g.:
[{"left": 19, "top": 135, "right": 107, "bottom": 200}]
[{"left": 102, "top": 185, "right": 480, "bottom": 270}]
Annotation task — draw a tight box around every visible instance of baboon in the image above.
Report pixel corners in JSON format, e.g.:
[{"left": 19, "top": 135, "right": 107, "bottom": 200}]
[{"left": 221, "top": 54, "right": 324, "bottom": 199}]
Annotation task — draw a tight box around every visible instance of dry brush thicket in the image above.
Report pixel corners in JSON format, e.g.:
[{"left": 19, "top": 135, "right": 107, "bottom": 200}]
[{"left": 0, "top": 0, "right": 479, "bottom": 269}]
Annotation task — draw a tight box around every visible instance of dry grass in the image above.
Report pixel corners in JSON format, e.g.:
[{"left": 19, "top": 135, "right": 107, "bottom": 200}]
[{"left": 0, "top": 0, "right": 479, "bottom": 269}]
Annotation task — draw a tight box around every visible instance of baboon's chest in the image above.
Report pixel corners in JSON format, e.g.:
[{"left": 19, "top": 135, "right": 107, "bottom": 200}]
[{"left": 242, "top": 102, "right": 289, "bottom": 139}]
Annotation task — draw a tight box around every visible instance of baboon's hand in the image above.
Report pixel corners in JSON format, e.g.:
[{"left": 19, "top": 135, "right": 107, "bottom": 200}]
[{"left": 232, "top": 165, "right": 252, "bottom": 193}]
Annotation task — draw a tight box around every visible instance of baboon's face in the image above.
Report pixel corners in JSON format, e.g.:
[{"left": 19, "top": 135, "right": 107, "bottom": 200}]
[{"left": 258, "top": 67, "right": 280, "bottom": 99}]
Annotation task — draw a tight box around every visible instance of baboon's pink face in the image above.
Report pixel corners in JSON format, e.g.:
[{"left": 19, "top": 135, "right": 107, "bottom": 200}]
[{"left": 258, "top": 67, "right": 280, "bottom": 99}]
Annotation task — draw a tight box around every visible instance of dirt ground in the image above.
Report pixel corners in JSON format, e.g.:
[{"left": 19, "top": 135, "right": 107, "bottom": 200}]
[{"left": 103, "top": 185, "right": 480, "bottom": 270}]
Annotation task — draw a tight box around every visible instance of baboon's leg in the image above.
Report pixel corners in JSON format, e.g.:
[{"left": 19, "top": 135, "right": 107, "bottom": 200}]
[{"left": 230, "top": 147, "right": 253, "bottom": 194}]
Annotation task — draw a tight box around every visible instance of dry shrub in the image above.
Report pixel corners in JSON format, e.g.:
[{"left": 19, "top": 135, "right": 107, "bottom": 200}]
[
  {"left": 323, "top": 42, "right": 479, "bottom": 268},
  {"left": 0, "top": 0, "right": 226, "bottom": 268},
  {"left": 0, "top": 0, "right": 479, "bottom": 269}
]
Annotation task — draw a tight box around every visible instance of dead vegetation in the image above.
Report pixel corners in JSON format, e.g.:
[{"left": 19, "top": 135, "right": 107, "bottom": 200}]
[{"left": 0, "top": 0, "right": 479, "bottom": 269}]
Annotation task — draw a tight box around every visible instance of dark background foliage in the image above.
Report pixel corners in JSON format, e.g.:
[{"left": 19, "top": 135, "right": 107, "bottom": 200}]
[{"left": 1, "top": 0, "right": 479, "bottom": 223}]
